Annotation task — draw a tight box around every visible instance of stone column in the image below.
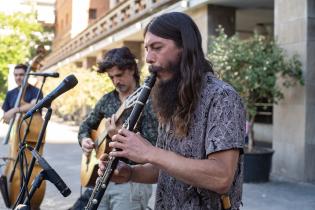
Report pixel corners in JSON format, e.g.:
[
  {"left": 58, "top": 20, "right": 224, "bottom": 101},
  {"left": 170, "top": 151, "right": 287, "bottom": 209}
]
[
  {"left": 83, "top": 56, "right": 97, "bottom": 69},
  {"left": 123, "top": 41, "right": 144, "bottom": 70},
  {"left": 273, "top": 0, "right": 315, "bottom": 181},
  {"left": 187, "top": 5, "right": 235, "bottom": 54},
  {"left": 208, "top": 5, "right": 236, "bottom": 37}
]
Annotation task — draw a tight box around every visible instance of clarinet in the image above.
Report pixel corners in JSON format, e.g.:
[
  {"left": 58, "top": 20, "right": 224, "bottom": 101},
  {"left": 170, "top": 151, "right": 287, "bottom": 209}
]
[{"left": 85, "top": 73, "right": 157, "bottom": 210}]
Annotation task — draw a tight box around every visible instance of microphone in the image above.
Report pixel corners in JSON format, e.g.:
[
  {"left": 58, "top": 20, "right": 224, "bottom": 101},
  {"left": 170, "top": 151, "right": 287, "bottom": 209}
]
[
  {"left": 30, "top": 149, "right": 71, "bottom": 197},
  {"left": 23, "top": 74, "right": 78, "bottom": 120},
  {"left": 28, "top": 72, "right": 60, "bottom": 78}
]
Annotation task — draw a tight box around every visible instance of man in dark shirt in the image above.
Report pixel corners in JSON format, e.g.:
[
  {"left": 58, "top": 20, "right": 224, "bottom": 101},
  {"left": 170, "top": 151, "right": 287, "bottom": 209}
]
[
  {"left": 75, "top": 47, "right": 158, "bottom": 210},
  {"left": 1, "top": 64, "right": 42, "bottom": 123}
]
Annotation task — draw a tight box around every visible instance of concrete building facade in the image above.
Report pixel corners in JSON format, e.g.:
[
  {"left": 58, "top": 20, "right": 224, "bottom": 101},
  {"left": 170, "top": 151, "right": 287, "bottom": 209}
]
[{"left": 42, "top": 0, "right": 315, "bottom": 183}]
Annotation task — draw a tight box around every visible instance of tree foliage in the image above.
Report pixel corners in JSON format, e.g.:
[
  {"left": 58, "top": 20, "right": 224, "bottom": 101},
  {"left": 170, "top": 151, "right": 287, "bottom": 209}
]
[
  {"left": 208, "top": 26, "right": 304, "bottom": 150},
  {"left": 42, "top": 64, "right": 113, "bottom": 123},
  {"left": 0, "top": 12, "right": 45, "bottom": 100},
  {"left": 43, "top": 63, "right": 152, "bottom": 124}
]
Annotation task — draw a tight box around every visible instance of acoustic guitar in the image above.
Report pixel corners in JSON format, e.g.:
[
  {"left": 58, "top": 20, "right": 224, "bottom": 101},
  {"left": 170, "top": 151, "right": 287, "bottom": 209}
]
[{"left": 80, "top": 87, "right": 142, "bottom": 187}]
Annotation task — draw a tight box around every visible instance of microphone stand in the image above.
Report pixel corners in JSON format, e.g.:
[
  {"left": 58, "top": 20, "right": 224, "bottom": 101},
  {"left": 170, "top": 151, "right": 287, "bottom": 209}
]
[
  {"left": 21, "top": 170, "right": 46, "bottom": 207},
  {"left": 14, "top": 143, "right": 71, "bottom": 210},
  {"left": 12, "top": 107, "right": 52, "bottom": 209},
  {"left": 9, "top": 76, "right": 47, "bottom": 183},
  {"left": 7, "top": 77, "right": 48, "bottom": 207}
]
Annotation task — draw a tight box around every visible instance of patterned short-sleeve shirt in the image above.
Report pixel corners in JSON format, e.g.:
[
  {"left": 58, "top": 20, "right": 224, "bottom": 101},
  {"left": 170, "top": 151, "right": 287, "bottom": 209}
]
[
  {"left": 78, "top": 89, "right": 158, "bottom": 146},
  {"left": 155, "top": 73, "right": 246, "bottom": 210}
]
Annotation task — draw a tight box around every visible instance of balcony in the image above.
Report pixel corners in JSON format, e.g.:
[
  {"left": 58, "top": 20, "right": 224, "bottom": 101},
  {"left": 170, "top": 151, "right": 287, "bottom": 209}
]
[{"left": 43, "top": 0, "right": 177, "bottom": 69}]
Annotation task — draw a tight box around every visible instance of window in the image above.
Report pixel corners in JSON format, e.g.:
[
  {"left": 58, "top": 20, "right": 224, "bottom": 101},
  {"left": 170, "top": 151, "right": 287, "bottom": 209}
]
[
  {"left": 89, "top": 9, "right": 97, "bottom": 19},
  {"left": 255, "top": 98, "right": 273, "bottom": 124}
]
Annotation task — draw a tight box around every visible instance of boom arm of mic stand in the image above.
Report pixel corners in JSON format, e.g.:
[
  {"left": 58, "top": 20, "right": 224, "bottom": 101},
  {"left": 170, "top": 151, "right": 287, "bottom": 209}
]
[{"left": 14, "top": 170, "right": 45, "bottom": 210}]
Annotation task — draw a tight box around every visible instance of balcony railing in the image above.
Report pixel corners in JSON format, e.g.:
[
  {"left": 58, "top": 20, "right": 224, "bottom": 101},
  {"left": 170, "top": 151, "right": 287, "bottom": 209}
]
[{"left": 43, "top": 0, "right": 176, "bottom": 69}]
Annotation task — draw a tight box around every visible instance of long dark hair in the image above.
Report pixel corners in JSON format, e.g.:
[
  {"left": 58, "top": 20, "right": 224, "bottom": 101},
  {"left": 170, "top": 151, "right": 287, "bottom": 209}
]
[
  {"left": 145, "top": 12, "right": 214, "bottom": 137},
  {"left": 98, "top": 47, "right": 140, "bottom": 85}
]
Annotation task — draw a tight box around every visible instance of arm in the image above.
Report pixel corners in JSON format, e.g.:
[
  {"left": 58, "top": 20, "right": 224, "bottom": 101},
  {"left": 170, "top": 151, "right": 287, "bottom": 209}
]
[
  {"left": 110, "top": 130, "right": 239, "bottom": 194},
  {"left": 148, "top": 147, "right": 239, "bottom": 194},
  {"left": 98, "top": 154, "right": 159, "bottom": 184},
  {"left": 78, "top": 95, "right": 108, "bottom": 155},
  {"left": 130, "top": 163, "right": 159, "bottom": 184},
  {"left": 78, "top": 95, "right": 107, "bottom": 146},
  {"left": 3, "top": 99, "right": 37, "bottom": 123}
]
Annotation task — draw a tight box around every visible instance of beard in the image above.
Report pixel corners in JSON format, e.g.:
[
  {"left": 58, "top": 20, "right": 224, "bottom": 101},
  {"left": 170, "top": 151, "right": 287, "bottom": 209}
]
[
  {"left": 115, "top": 84, "right": 128, "bottom": 93},
  {"left": 151, "top": 63, "right": 181, "bottom": 124}
]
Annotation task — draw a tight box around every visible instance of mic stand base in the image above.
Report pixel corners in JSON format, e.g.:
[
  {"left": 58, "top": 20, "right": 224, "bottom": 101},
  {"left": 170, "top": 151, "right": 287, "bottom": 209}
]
[
  {"left": 14, "top": 204, "right": 31, "bottom": 210},
  {"left": 14, "top": 170, "right": 46, "bottom": 210}
]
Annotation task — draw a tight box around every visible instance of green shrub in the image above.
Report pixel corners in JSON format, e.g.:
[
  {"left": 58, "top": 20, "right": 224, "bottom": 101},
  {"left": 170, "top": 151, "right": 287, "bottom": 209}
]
[{"left": 208, "top": 26, "right": 304, "bottom": 150}]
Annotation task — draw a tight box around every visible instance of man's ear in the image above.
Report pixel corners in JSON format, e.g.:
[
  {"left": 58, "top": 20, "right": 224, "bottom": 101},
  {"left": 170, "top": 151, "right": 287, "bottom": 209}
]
[{"left": 129, "top": 68, "right": 136, "bottom": 76}]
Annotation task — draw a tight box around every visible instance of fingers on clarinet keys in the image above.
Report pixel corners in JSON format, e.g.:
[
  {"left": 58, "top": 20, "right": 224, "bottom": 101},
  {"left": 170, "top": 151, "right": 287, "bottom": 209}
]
[{"left": 98, "top": 153, "right": 109, "bottom": 176}]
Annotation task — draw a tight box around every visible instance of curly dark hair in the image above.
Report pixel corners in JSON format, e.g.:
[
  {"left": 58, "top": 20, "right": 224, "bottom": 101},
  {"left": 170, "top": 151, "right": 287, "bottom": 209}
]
[
  {"left": 98, "top": 47, "right": 140, "bottom": 85},
  {"left": 144, "top": 12, "right": 214, "bottom": 137},
  {"left": 14, "top": 64, "right": 28, "bottom": 72}
]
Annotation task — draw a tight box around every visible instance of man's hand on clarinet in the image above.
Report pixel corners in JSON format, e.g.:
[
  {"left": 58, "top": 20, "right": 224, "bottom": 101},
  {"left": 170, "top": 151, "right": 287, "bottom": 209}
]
[
  {"left": 97, "top": 153, "right": 132, "bottom": 183},
  {"left": 106, "top": 114, "right": 119, "bottom": 138},
  {"left": 109, "top": 128, "right": 154, "bottom": 164}
]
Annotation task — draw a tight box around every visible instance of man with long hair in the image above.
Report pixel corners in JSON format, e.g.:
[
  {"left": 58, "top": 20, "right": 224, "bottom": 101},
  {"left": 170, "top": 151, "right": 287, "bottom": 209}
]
[
  {"left": 99, "top": 12, "right": 246, "bottom": 210},
  {"left": 73, "top": 47, "right": 158, "bottom": 210}
]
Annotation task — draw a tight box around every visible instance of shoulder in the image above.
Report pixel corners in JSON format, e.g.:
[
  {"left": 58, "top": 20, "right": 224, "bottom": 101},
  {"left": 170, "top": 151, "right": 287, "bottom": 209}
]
[
  {"left": 202, "top": 73, "right": 243, "bottom": 104},
  {"left": 145, "top": 97, "right": 154, "bottom": 108},
  {"left": 7, "top": 87, "right": 19, "bottom": 96},
  {"left": 97, "top": 90, "right": 116, "bottom": 104},
  {"left": 27, "top": 84, "right": 41, "bottom": 92}
]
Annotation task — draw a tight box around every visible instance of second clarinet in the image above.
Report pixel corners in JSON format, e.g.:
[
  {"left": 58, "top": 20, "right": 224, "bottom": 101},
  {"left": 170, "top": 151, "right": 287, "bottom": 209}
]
[{"left": 85, "top": 72, "right": 157, "bottom": 210}]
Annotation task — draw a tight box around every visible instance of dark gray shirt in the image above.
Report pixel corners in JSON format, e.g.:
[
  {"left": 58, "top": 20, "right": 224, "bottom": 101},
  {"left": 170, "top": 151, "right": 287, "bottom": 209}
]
[
  {"left": 78, "top": 89, "right": 158, "bottom": 146},
  {"left": 155, "top": 73, "right": 246, "bottom": 210}
]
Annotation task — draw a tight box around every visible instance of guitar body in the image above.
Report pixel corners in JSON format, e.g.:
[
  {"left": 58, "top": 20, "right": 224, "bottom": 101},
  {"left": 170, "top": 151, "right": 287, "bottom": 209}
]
[
  {"left": 80, "top": 119, "right": 110, "bottom": 187},
  {"left": 4, "top": 113, "right": 46, "bottom": 208}
]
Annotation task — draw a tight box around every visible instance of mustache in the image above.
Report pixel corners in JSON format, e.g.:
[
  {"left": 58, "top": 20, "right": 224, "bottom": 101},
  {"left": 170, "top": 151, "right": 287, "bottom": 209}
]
[
  {"left": 149, "top": 65, "right": 163, "bottom": 74},
  {"left": 116, "top": 84, "right": 126, "bottom": 89}
]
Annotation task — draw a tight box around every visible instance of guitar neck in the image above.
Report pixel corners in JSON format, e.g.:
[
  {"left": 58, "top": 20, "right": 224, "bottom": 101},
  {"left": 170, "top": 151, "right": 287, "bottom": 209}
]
[{"left": 94, "top": 102, "right": 127, "bottom": 148}]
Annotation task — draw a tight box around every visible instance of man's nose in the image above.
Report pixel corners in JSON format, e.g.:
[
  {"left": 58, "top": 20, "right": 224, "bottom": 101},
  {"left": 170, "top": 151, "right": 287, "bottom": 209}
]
[
  {"left": 113, "top": 77, "right": 120, "bottom": 85},
  {"left": 145, "top": 51, "right": 155, "bottom": 64}
]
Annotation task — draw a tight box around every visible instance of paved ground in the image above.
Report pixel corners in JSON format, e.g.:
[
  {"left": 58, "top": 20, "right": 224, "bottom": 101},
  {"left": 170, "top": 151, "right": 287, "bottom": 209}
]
[{"left": 1, "top": 120, "right": 315, "bottom": 210}]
